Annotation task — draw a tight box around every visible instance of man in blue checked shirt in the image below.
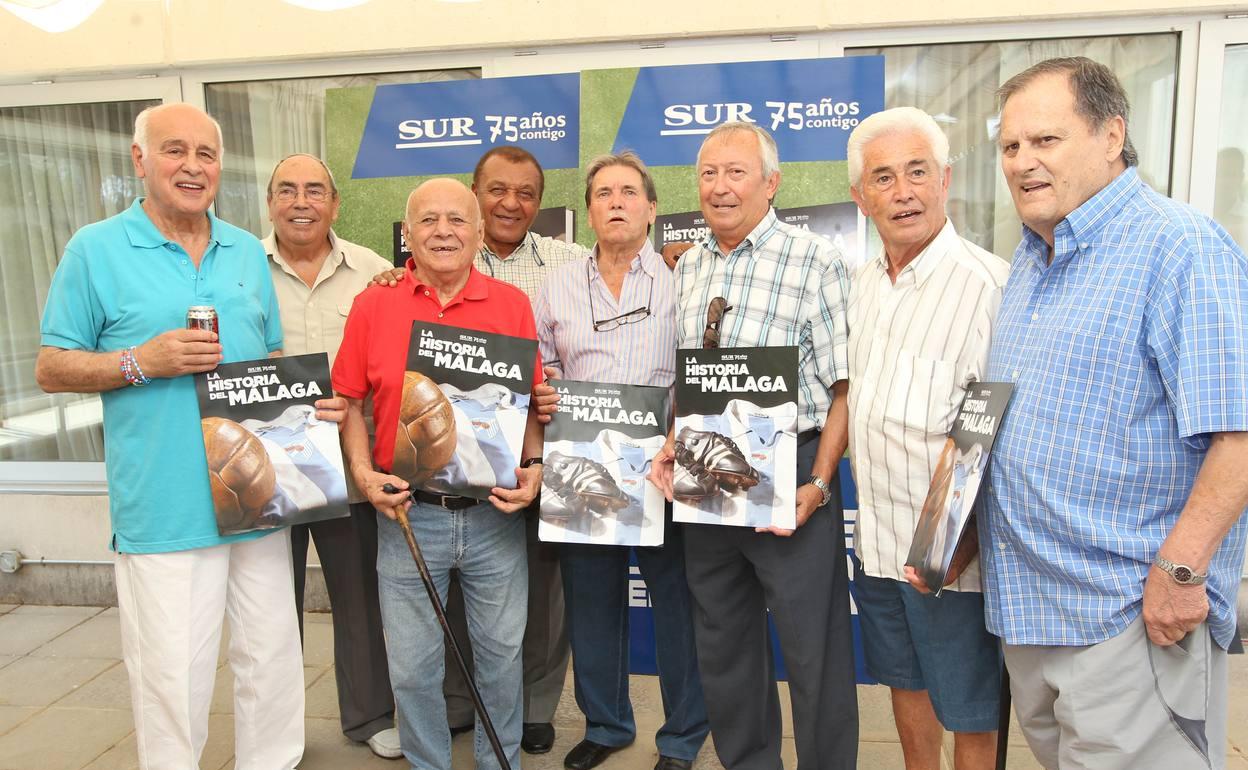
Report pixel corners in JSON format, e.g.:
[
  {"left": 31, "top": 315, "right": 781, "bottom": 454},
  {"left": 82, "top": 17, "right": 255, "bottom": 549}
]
[{"left": 979, "top": 57, "right": 1248, "bottom": 769}]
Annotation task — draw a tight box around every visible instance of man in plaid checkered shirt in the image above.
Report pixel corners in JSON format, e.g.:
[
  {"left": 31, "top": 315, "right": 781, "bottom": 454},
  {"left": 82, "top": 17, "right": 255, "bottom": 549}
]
[{"left": 979, "top": 57, "right": 1248, "bottom": 769}]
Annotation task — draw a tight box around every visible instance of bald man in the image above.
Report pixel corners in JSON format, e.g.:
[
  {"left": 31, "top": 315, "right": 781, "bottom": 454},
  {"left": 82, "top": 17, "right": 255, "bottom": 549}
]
[{"left": 332, "top": 178, "right": 544, "bottom": 770}]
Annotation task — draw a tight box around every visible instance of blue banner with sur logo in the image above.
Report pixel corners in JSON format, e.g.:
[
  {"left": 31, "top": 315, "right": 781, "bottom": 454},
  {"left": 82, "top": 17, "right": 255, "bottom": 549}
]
[
  {"left": 351, "top": 74, "right": 580, "bottom": 179},
  {"left": 609, "top": 57, "right": 884, "bottom": 166}
]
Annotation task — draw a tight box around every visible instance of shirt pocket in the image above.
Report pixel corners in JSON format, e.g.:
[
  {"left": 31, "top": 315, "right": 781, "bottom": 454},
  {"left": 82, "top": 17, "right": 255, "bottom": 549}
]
[
  {"left": 882, "top": 354, "right": 958, "bottom": 434},
  {"left": 318, "top": 302, "right": 353, "bottom": 367}
]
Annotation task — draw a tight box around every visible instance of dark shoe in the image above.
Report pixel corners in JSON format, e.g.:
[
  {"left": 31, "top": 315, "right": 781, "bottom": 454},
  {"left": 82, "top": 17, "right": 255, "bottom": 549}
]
[
  {"left": 541, "top": 482, "right": 589, "bottom": 520},
  {"left": 449, "top": 721, "right": 473, "bottom": 737},
  {"left": 545, "top": 451, "right": 630, "bottom": 511},
  {"left": 522, "top": 721, "right": 555, "bottom": 754},
  {"left": 673, "top": 462, "right": 719, "bottom": 504},
  {"left": 654, "top": 757, "right": 693, "bottom": 770},
  {"left": 674, "top": 427, "right": 759, "bottom": 490},
  {"left": 564, "top": 738, "right": 625, "bottom": 770}
]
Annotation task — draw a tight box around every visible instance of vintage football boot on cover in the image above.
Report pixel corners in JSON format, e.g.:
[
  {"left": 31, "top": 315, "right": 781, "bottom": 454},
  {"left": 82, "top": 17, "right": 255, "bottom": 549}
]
[
  {"left": 674, "top": 426, "right": 760, "bottom": 490},
  {"left": 673, "top": 463, "right": 720, "bottom": 504},
  {"left": 541, "top": 477, "right": 589, "bottom": 521},
  {"left": 544, "top": 451, "right": 630, "bottom": 511}
]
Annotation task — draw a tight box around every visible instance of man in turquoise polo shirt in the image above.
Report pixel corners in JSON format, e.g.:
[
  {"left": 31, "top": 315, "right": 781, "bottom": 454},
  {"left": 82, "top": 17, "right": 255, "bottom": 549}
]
[{"left": 36, "top": 103, "right": 341, "bottom": 770}]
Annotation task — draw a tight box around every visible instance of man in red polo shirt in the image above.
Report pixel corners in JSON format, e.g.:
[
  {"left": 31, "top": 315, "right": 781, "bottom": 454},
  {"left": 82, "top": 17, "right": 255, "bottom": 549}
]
[{"left": 333, "top": 177, "right": 543, "bottom": 770}]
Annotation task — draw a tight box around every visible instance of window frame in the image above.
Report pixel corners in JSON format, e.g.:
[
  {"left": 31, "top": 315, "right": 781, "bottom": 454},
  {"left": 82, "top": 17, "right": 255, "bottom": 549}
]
[
  {"left": 1188, "top": 17, "right": 1248, "bottom": 217},
  {"left": 0, "top": 77, "right": 181, "bottom": 494}
]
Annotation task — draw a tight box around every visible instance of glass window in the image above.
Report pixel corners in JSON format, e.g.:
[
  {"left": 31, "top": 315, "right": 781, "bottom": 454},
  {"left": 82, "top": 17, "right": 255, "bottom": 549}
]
[
  {"left": 0, "top": 99, "right": 158, "bottom": 462},
  {"left": 205, "top": 69, "right": 479, "bottom": 237},
  {"left": 848, "top": 34, "right": 1180, "bottom": 257},
  {"left": 1213, "top": 44, "right": 1248, "bottom": 250}
]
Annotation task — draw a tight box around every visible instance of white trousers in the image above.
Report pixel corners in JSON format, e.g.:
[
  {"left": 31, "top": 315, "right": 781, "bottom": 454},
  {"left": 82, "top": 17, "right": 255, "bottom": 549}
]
[{"left": 115, "top": 530, "right": 305, "bottom": 770}]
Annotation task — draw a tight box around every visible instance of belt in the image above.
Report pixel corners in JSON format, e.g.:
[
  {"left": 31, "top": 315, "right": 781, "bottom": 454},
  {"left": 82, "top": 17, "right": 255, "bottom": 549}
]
[
  {"left": 411, "top": 490, "right": 481, "bottom": 510},
  {"left": 797, "top": 429, "right": 820, "bottom": 447}
]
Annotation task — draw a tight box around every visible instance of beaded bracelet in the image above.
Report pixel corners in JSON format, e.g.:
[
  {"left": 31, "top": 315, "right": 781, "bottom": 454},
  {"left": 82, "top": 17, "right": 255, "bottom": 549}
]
[{"left": 120, "top": 346, "right": 151, "bottom": 387}]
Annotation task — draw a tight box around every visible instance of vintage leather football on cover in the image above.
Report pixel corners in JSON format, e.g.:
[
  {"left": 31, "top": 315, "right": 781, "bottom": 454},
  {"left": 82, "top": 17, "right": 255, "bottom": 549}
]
[
  {"left": 202, "top": 416, "right": 276, "bottom": 531},
  {"left": 393, "top": 370, "right": 456, "bottom": 484}
]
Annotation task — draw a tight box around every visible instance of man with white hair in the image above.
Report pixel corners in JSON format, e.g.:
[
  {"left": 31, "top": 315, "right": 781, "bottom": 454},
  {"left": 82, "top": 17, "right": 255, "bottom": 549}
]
[
  {"left": 36, "top": 103, "right": 340, "bottom": 769},
  {"left": 650, "top": 121, "right": 857, "bottom": 770},
  {"left": 845, "top": 106, "right": 1008, "bottom": 770}
]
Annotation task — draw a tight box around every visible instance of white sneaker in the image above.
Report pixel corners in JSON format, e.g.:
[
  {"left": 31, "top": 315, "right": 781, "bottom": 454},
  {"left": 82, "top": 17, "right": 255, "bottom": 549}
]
[{"left": 367, "top": 727, "right": 403, "bottom": 759}]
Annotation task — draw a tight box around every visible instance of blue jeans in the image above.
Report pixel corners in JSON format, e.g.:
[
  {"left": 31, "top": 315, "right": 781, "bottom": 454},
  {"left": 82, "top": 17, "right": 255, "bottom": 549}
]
[
  {"left": 376, "top": 502, "right": 527, "bottom": 770},
  {"left": 561, "top": 520, "right": 709, "bottom": 761}
]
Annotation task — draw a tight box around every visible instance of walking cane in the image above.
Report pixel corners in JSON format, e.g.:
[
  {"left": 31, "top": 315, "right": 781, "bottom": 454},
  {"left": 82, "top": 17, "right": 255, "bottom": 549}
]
[
  {"left": 995, "top": 668, "right": 1011, "bottom": 770},
  {"left": 383, "top": 483, "right": 512, "bottom": 770}
]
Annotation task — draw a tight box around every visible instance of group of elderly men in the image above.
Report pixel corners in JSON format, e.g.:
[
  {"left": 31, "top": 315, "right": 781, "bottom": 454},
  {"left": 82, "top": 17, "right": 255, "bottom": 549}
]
[{"left": 35, "top": 55, "right": 1248, "bottom": 770}]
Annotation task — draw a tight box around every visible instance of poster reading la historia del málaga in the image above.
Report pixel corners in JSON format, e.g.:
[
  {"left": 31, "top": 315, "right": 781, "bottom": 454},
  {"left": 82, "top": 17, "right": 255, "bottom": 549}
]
[
  {"left": 394, "top": 320, "right": 538, "bottom": 502},
  {"left": 540, "top": 379, "right": 669, "bottom": 547},
  {"left": 673, "top": 346, "right": 798, "bottom": 530},
  {"left": 906, "top": 382, "right": 1014, "bottom": 595},
  {"left": 195, "top": 353, "right": 349, "bottom": 536}
]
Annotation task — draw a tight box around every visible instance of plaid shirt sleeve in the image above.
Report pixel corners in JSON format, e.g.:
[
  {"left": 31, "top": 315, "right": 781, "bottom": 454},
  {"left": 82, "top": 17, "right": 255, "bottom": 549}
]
[
  {"left": 813, "top": 246, "right": 852, "bottom": 388},
  {"left": 1146, "top": 226, "right": 1248, "bottom": 443}
]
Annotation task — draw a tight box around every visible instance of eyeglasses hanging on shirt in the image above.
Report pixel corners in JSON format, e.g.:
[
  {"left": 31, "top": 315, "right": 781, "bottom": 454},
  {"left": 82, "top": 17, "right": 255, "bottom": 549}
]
[
  {"left": 589, "top": 260, "right": 655, "bottom": 332},
  {"left": 702, "top": 296, "right": 732, "bottom": 349}
]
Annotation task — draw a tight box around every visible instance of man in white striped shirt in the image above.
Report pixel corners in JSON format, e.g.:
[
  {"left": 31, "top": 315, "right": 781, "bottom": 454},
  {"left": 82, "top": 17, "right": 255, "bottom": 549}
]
[
  {"left": 533, "top": 152, "right": 708, "bottom": 770},
  {"left": 845, "top": 107, "right": 1009, "bottom": 770}
]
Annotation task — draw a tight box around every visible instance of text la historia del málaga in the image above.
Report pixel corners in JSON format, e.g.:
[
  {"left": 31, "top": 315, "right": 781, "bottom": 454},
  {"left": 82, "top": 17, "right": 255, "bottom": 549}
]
[
  {"left": 204, "top": 373, "right": 323, "bottom": 406},
  {"left": 957, "top": 395, "right": 998, "bottom": 435},
  {"left": 556, "top": 388, "right": 660, "bottom": 427},
  {"left": 417, "top": 332, "right": 524, "bottom": 381},
  {"left": 683, "top": 361, "right": 788, "bottom": 393}
]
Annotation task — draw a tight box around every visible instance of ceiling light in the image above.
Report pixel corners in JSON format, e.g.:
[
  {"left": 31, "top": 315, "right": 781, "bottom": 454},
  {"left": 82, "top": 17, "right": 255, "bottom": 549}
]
[{"left": 0, "top": 0, "right": 103, "bottom": 33}]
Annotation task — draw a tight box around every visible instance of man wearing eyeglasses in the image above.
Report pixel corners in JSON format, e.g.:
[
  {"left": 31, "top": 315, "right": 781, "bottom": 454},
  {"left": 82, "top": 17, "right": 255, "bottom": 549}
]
[
  {"left": 650, "top": 121, "right": 857, "bottom": 770},
  {"left": 260, "top": 153, "right": 401, "bottom": 760},
  {"left": 532, "top": 152, "right": 709, "bottom": 770}
]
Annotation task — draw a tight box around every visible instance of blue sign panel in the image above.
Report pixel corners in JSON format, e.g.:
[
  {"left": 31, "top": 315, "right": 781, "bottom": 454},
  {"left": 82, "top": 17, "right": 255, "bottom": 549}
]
[
  {"left": 610, "top": 57, "right": 885, "bottom": 166},
  {"left": 351, "top": 74, "right": 580, "bottom": 179}
]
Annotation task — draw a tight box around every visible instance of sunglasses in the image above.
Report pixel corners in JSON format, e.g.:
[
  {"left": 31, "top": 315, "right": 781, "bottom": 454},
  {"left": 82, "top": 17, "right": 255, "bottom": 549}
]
[{"left": 702, "top": 297, "right": 732, "bottom": 349}]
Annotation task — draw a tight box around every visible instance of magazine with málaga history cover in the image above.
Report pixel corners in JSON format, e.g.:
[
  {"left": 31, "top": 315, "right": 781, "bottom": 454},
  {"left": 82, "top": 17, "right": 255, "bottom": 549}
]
[
  {"left": 905, "top": 381, "right": 1014, "bottom": 596},
  {"left": 539, "top": 379, "right": 669, "bottom": 547},
  {"left": 394, "top": 320, "right": 538, "bottom": 501},
  {"left": 195, "top": 353, "right": 350, "bottom": 536},
  {"left": 672, "top": 346, "right": 798, "bottom": 529}
]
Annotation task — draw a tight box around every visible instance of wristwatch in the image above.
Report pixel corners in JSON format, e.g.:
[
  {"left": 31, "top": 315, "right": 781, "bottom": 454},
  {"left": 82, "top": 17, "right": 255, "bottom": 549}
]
[
  {"left": 1153, "top": 555, "right": 1207, "bottom": 585},
  {"left": 520, "top": 457, "right": 544, "bottom": 469},
  {"left": 806, "top": 476, "right": 832, "bottom": 507}
]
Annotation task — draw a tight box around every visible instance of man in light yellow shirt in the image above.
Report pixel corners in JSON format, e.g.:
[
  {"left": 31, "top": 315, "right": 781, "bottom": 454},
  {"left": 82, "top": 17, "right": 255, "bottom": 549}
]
[{"left": 261, "top": 153, "right": 401, "bottom": 760}]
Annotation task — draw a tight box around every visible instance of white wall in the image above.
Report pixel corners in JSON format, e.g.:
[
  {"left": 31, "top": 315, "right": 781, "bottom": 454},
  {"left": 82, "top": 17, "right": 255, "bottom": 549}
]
[{"left": 0, "top": 0, "right": 1237, "bottom": 82}]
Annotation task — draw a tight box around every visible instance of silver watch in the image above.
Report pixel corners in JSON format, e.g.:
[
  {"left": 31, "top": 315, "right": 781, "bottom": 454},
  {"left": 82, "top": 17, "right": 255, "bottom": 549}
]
[
  {"left": 1153, "top": 556, "right": 1207, "bottom": 585},
  {"left": 806, "top": 476, "right": 832, "bottom": 507}
]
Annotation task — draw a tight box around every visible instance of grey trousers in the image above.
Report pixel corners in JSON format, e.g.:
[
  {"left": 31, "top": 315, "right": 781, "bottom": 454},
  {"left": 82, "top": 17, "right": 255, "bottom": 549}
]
[
  {"left": 1003, "top": 615, "right": 1229, "bottom": 770},
  {"left": 292, "top": 502, "right": 395, "bottom": 742},
  {"left": 444, "top": 506, "right": 570, "bottom": 725},
  {"left": 682, "top": 436, "right": 859, "bottom": 770}
]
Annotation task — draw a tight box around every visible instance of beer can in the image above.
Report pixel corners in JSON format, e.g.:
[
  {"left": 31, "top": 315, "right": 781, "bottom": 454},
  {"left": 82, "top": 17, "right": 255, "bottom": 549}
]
[{"left": 187, "top": 305, "right": 220, "bottom": 340}]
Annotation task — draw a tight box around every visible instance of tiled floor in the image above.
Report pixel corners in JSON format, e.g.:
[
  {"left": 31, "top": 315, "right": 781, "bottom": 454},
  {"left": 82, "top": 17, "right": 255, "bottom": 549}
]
[{"left": 0, "top": 603, "right": 1244, "bottom": 769}]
